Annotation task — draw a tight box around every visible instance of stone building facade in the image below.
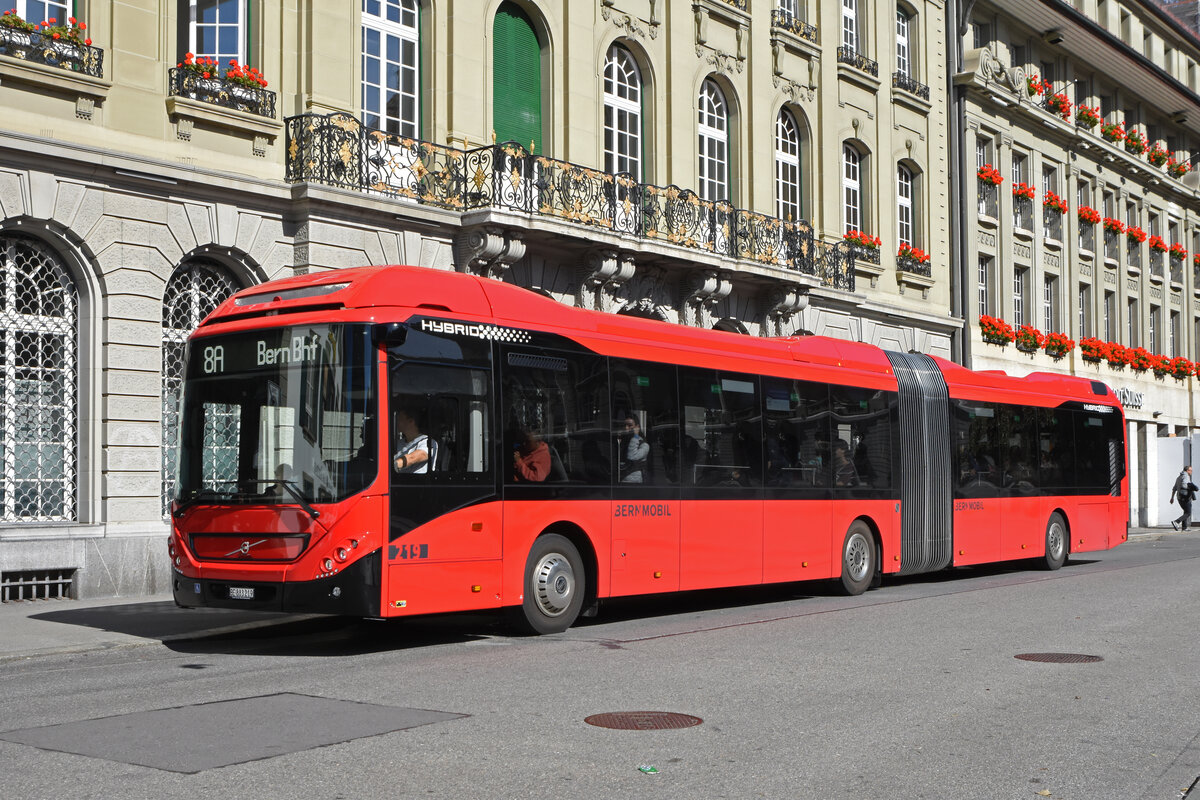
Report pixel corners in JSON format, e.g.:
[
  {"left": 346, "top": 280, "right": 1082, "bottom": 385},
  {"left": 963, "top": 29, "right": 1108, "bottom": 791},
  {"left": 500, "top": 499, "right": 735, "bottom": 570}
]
[
  {"left": 0, "top": 0, "right": 955, "bottom": 599},
  {"left": 957, "top": 0, "right": 1200, "bottom": 525}
]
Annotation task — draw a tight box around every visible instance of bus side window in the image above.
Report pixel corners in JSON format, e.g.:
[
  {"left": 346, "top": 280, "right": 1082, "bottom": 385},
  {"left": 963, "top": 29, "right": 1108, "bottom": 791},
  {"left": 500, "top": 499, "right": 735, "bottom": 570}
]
[
  {"left": 611, "top": 360, "right": 679, "bottom": 487},
  {"left": 679, "top": 368, "right": 761, "bottom": 488},
  {"left": 501, "top": 349, "right": 609, "bottom": 484},
  {"left": 389, "top": 363, "right": 492, "bottom": 481}
]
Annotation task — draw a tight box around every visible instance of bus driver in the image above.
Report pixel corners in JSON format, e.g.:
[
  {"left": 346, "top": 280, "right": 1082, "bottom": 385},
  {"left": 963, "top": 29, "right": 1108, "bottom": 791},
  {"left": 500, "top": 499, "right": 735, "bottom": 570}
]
[{"left": 393, "top": 405, "right": 434, "bottom": 474}]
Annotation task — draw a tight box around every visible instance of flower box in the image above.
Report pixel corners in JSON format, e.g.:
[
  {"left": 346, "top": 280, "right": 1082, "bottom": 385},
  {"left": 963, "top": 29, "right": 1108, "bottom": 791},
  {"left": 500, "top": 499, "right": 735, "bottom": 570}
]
[
  {"left": 979, "top": 315, "right": 1014, "bottom": 345},
  {"left": 1026, "top": 74, "right": 1050, "bottom": 97},
  {"left": 977, "top": 164, "right": 1003, "bottom": 185},
  {"left": 1099, "top": 123, "right": 1125, "bottom": 143},
  {"left": 1148, "top": 235, "right": 1168, "bottom": 253},
  {"left": 1076, "top": 105, "right": 1101, "bottom": 128},
  {"left": 1079, "top": 336, "right": 1106, "bottom": 362},
  {"left": 1125, "top": 226, "right": 1147, "bottom": 244},
  {"left": 1014, "top": 324, "right": 1045, "bottom": 353},
  {"left": 1148, "top": 144, "right": 1170, "bottom": 167},
  {"left": 1102, "top": 217, "right": 1125, "bottom": 234},
  {"left": 843, "top": 230, "right": 881, "bottom": 249},
  {"left": 1124, "top": 129, "right": 1148, "bottom": 155},
  {"left": 1166, "top": 357, "right": 1195, "bottom": 380},
  {"left": 1013, "top": 182, "right": 1035, "bottom": 200},
  {"left": 1168, "top": 158, "right": 1192, "bottom": 178},
  {"left": 1170, "top": 242, "right": 1188, "bottom": 261},
  {"left": 1129, "top": 346, "right": 1154, "bottom": 371},
  {"left": 1078, "top": 206, "right": 1101, "bottom": 225},
  {"left": 1043, "top": 331, "right": 1075, "bottom": 359},
  {"left": 1046, "top": 92, "right": 1071, "bottom": 121},
  {"left": 1042, "top": 191, "right": 1067, "bottom": 214}
]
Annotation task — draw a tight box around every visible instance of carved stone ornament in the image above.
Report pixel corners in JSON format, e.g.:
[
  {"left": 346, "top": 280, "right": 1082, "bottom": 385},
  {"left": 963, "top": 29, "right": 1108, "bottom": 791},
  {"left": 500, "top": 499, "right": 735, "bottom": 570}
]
[
  {"left": 601, "top": 4, "right": 658, "bottom": 40},
  {"left": 762, "top": 283, "right": 807, "bottom": 337},
  {"left": 773, "top": 74, "right": 814, "bottom": 103},
  {"left": 621, "top": 265, "right": 673, "bottom": 321},
  {"left": 578, "top": 249, "right": 636, "bottom": 313},
  {"left": 453, "top": 226, "right": 525, "bottom": 281},
  {"left": 684, "top": 269, "right": 733, "bottom": 327},
  {"left": 958, "top": 46, "right": 1025, "bottom": 99},
  {"left": 699, "top": 47, "right": 744, "bottom": 75}
]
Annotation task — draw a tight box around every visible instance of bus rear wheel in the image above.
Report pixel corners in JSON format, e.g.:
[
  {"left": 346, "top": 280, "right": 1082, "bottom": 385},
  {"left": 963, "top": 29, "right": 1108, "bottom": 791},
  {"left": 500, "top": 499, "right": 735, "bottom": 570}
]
[
  {"left": 512, "top": 533, "right": 585, "bottom": 635},
  {"left": 1043, "top": 512, "right": 1068, "bottom": 571},
  {"left": 839, "top": 521, "right": 876, "bottom": 596}
]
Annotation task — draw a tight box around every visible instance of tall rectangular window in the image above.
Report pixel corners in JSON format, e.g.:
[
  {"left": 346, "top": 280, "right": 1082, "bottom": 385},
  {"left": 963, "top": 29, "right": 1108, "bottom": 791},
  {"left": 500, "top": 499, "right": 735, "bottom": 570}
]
[
  {"left": 1079, "top": 283, "right": 1091, "bottom": 338},
  {"left": 187, "top": 0, "right": 248, "bottom": 69},
  {"left": 895, "top": 10, "right": 911, "bottom": 77},
  {"left": 1150, "top": 305, "right": 1160, "bottom": 353},
  {"left": 897, "top": 165, "right": 914, "bottom": 246},
  {"left": 1104, "top": 290, "right": 1115, "bottom": 340},
  {"left": 1171, "top": 310, "right": 1180, "bottom": 357},
  {"left": 978, "top": 255, "right": 993, "bottom": 317},
  {"left": 1127, "top": 298, "right": 1138, "bottom": 346},
  {"left": 362, "top": 0, "right": 420, "bottom": 137},
  {"left": 843, "top": 0, "right": 859, "bottom": 51},
  {"left": 843, "top": 145, "right": 862, "bottom": 234},
  {"left": 1043, "top": 275, "right": 1058, "bottom": 331},
  {"left": 1013, "top": 267, "right": 1028, "bottom": 326}
]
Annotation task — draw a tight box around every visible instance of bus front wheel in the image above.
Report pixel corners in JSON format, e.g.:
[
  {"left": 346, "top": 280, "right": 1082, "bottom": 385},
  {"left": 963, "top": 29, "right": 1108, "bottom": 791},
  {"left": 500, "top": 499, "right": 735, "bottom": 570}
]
[
  {"left": 1043, "top": 512, "right": 1068, "bottom": 571},
  {"left": 839, "top": 521, "right": 876, "bottom": 596},
  {"left": 512, "top": 533, "right": 585, "bottom": 634}
]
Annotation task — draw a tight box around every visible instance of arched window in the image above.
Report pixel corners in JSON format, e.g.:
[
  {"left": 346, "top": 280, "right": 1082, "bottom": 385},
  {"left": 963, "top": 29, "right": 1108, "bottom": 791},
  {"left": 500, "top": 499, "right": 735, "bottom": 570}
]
[
  {"left": 362, "top": 0, "right": 420, "bottom": 137},
  {"left": 161, "top": 261, "right": 241, "bottom": 515},
  {"left": 493, "top": 1, "right": 543, "bottom": 151},
  {"left": 604, "top": 44, "right": 642, "bottom": 179},
  {"left": 843, "top": 144, "right": 863, "bottom": 234},
  {"left": 0, "top": 234, "right": 79, "bottom": 522},
  {"left": 896, "top": 8, "right": 913, "bottom": 78},
  {"left": 897, "top": 163, "right": 914, "bottom": 245},
  {"left": 775, "top": 108, "right": 802, "bottom": 221},
  {"left": 698, "top": 79, "right": 729, "bottom": 202}
]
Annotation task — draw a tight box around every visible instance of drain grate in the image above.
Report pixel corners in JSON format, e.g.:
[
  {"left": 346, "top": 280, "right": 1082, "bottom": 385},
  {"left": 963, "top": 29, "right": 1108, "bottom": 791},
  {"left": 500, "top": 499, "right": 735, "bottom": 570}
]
[
  {"left": 1015, "top": 652, "right": 1103, "bottom": 664},
  {"left": 585, "top": 711, "right": 703, "bottom": 730}
]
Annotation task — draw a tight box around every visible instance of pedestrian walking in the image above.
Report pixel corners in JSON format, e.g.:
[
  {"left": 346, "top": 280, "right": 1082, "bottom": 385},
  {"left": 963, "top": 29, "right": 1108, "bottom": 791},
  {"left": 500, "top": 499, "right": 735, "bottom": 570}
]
[{"left": 1169, "top": 465, "right": 1197, "bottom": 531}]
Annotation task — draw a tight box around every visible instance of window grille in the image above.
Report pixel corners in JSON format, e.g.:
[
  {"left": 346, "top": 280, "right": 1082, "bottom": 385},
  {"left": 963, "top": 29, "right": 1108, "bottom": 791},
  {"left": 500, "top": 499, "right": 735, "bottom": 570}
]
[
  {"left": 0, "top": 234, "right": 78, "bottom": 523},
  {"left": 1, "top": 569, "right": 75, "bottom": 601},
  {"left": 161, "top": 261, "right": 240, "bottom": 516}
]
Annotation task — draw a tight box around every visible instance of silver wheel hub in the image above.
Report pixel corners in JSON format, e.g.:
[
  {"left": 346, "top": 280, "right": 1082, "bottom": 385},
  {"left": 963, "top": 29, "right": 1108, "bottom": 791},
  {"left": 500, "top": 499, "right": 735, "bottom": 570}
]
[
  {"left": 845, "top": 533, "right": 870, "bottom": 581},
  {"left": 533, "top": 552, "right": 575, "bottom": 617},
  {"left": 1048, "top": 522, "right": 1065, "bottom": 559}
]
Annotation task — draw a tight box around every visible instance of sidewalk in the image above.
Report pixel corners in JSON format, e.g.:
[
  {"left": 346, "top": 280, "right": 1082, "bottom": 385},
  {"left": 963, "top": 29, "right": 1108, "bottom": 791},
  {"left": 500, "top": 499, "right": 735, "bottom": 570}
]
[
  {"left": 0, "top": 525, "right": 1187, "bottom": 663},
  {"left": 0, "top": 593, "right": 318, "bottom": 663}
]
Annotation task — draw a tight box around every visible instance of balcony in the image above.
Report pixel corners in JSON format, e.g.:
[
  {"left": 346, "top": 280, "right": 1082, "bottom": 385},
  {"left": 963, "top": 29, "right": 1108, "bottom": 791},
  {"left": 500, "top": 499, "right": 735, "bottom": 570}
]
[
  {"left": 891, "top": 71, "right": 929, "bottom": 101},
  {"left": 0, "top": 25, "right": 103, "bottom": 77},
  {"left": 897, "top": 255, "right": 931, "bottom": 278},
  {"left": 837, "top": 46, "right": 879, "bottom": 77},
  {"left": 284, "top": 112, "right": 854, "bottom": 291},
  {"left": 1078, "top": 221, "right": 1095, "bottom": 255},
  {"left": 1149, "top": 249, "right": 1165, "bottom": 282},
  {"left": 1042, "top": 207, "right": 1063, "bottom": 243},
  {"left": 1013, "top": 197, "right": 1033, "bottom": 233},
  {"left": 770, "top": 9, "right": 817, "bottom": 44},
  {"left": 167, "top": 67, "right": 276, "bottom": 119},
  {"left": 977, "top": 180, "right": 998, "bottom": 220}
]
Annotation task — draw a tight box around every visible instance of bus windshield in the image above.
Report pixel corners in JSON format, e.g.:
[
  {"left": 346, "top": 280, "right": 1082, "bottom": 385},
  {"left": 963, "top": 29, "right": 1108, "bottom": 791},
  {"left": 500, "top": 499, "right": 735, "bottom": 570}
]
[{"left": 175, "top": 323, "right": 377, "bottom": 507}]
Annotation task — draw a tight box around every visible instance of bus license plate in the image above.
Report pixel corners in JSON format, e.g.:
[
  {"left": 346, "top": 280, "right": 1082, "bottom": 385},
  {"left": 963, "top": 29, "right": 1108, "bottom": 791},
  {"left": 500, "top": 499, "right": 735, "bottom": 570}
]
[{"left": 228, "top": 586, "right": 255, "bottom": 600}]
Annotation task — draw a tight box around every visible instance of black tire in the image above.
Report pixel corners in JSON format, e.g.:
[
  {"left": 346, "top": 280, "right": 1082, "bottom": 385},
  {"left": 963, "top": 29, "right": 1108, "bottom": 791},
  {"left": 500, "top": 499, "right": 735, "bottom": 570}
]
[
  {"left": 839, "top": 521, "right": 876, "bottom": 596},
  {"left": 512, "top": 533, "right": 585, "bottom": 634},
  {"left": 1043, "top": 512, "right": 1068, "bottom": 571}
]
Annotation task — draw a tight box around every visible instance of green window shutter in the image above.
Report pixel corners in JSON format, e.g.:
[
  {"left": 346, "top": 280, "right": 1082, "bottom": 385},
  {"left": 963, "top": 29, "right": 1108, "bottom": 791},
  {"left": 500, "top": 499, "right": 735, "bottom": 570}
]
[{"left": 493, "top": 2, "right": 541, "bottom": 152}]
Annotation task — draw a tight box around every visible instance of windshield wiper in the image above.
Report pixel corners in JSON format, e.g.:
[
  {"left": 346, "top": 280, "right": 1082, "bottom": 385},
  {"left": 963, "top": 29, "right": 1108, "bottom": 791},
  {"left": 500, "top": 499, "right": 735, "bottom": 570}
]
[
  {"left": 171, "top": 486, "right": 236, "bottom": 518},
  {"left": 251, "top": 479, "right": 321, "bottom": 520}
]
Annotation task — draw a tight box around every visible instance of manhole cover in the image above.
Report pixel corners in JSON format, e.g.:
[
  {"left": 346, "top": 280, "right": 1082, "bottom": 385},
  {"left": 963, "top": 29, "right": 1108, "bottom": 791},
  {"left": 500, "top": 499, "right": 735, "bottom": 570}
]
[
  {"left": 585, "top": 711, "right": 703, "bottom": 730},
  {"left": 1015, "top": 652, "right": 1104, "bottom": 663}
]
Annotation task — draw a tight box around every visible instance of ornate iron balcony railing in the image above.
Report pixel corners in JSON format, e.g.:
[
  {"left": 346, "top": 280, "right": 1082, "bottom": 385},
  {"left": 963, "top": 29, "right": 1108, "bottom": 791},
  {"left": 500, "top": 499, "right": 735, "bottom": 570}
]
[
  {"left": 1043, "top": 207, "right": 1063, "bottom": 241},
  {"left": 891, "top": 71, "right": 929, "bottom": 100},
  {"left": 1127, "top": 241, "right": 1142, "bottom": 270},
  {"left": 977, "top": 181, "right": 998, "bottom": 219},
  {"left": 0, "top": 25, "right": 103, "bottom": 78},
  {"left": 285, "top": 112, "right": 854, "bottom": 289},
  {"left": 837, "top": 46, "right": 878, "bottom": 77},
  {"left": 771, "top": 9, "right": 818, "bottom": 43},
  {"left": 1149, "top": 249, "right": 1165, "bottom": 280},
  {"left": 168, "top": 67, "right": 276, "bottom": 119},
  {"left": 850, "top": 246, "right": 881, "bottom": 265},
  {"left": 1078, "top": 221, "right": 1095, "bottom": 253},
  {"left": 1170, "top": 258, "right": 1184, "bottom": 284},
  {"left": 897, "top": 256, "right": 932, "bottom": 278},
  {"left": 1013, "top": 197, "right": 1033, "bottom": 232}
]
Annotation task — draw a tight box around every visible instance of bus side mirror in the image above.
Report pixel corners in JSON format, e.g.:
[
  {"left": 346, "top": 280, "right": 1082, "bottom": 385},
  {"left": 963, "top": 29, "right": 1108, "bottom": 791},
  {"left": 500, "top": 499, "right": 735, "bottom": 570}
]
[{"left": 376, "top": 323, "right": 407, "bottom": 347}]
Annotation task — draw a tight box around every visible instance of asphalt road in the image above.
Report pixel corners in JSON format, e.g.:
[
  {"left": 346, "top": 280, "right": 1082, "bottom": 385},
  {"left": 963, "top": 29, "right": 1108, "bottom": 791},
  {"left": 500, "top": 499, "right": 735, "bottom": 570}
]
[{"left": 1, "top": 532, "right": 1197, "bottom": 799}]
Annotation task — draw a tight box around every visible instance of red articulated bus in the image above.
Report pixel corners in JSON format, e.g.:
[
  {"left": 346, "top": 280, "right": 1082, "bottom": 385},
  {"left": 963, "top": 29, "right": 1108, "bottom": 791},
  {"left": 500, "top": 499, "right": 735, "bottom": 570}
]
[{"left": 170, "top": 265, "right": 1128, "bottom": 633}]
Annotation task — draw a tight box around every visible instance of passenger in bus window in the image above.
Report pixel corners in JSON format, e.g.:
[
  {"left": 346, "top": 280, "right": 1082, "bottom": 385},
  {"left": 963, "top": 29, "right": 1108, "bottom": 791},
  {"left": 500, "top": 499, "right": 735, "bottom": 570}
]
[
  {"left": 833, "top": 439, "right": 859, "bottom": 487},
  {"left": 393, "top": 405, "right": 434, "bottom": 474},
  {"left": 513, "top": 427, "right": 550, "bottom": 482},
  {"left": 619, "top": 416, "right": 649, "bottom": 483}
]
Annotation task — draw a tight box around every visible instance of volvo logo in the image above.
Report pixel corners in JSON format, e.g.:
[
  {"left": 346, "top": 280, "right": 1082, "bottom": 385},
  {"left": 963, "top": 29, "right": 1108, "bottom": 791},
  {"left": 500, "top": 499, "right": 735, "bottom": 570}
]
[{"left": 226, "top": 539, "right": 267, "bottom": 557}]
